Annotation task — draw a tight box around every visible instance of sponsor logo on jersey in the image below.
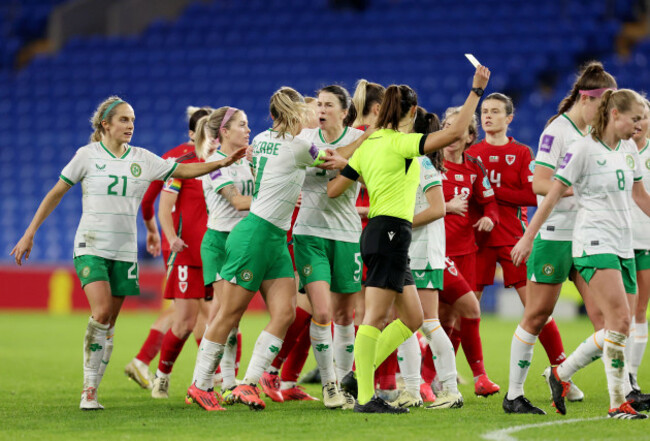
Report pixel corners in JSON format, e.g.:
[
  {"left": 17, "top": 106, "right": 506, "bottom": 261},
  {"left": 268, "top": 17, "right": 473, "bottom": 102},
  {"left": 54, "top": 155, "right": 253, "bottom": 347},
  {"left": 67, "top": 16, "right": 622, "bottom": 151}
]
[
  {"left": 441, "top": 173, "right": 448, "bottom": 180},
  {"left": 626, "top": 154, "right": 635, "bottom": 169},
  {"left": 179, "top": 281, "right": 188, "bottom": 293},
  {"left": 95, "top": 163, "right": 106, "bottom": 170},
  {"left": 422, "top": 157, "right": 434, "bottom": 169},
  {"left": 302, "top": 264, "right": 313, "bottom": 277},
  {"left": 489, "top": 155, "right": 499, "bottom": 162},
  {"left": 470, "top": 174, "right": 477, "bottom": 184},
  {"left": 540, "top": 134, "right": 554, "bottom": 153},
  {"left": 81, "top": 266, "right": 91, "bottom": 278},
  {"left": 597, "top": 159, "right": 606, "bottom": 166},
  {"left": 414, "top": 271, "right": 425, "bottom": 279},
  {"left": 542, "top": 264, "right": 554, "bottom": 276},
  {"left": 130, "top": 163, "right": 142, "bottom": 177},
  {"left": 505, "top": 155, "right": 516, "bottom": 165},
  {"left": 240, "top": 269, "right": 253, "bottom": 282},
  {"left": 209, "top": 169, "right": 222, "bottom": 180},
  {"left": 387, "top": 231, "right": 395, "bottom": 241},
  {"left": 559, "top": 153, "right": 572, "bottom": 169},
  {"left": 455, "top": 174, "right": 464, "bottom": 181}
]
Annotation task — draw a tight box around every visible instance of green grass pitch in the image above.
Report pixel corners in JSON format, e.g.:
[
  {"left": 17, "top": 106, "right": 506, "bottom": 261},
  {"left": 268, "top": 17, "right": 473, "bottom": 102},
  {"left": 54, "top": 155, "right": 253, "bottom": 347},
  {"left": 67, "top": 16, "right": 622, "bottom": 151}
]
[{"left": 1, "top": 312, "right": 648, "bottom": 440}]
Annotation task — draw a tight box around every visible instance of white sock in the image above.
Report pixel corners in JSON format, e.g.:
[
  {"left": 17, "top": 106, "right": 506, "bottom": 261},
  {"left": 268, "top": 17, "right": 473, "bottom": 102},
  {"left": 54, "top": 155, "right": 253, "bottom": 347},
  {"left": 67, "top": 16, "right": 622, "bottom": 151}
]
[
  {"left": 603, "top": 330, "right": 627, "bottom": 408},
  {"left": 83, "top": 317, "right": 109, "bottom": 390},
  {"left": 220, "top": 327, "right": 239, "bottom": 390},
  {"left": 242, "top": 330, "right": 283, "bottom": 385},
  {"left": 155, "top": 369, "right": 170, "bottom": 379},
  {"left": 96, "top": 326, "right": 115, "bottom": 387},
  {"left": 195, "top": 337, "right": 224, "bottom": 391},
  {"left": 191, "top": 326, "right": 208, "bottom": 385},
  {"left": 281, "top": 381, "right": 296, "bottom": 390},
  {"left": 310, "top": 320, "right": 336, "bottom": 385},
  {"left": 333, "top": 322, "right": 355, "bottom": 382},
  {"left": 630, "top": 321, "right": 648, "bottom": 376},
  {"left": 421, "top": 319, "right": 458, "bottom": 394},
  {"left": 397, "top": 333, "right": 421, "bottom": 396},
  {"left": 557, "top": 329, "right": 605, "bottom": 381},
  {"left": 507, "top": 325, "right": 537, "bottom": 400},
  {"left": 625, "top": 319, "right": 635, "bottom": 363}
]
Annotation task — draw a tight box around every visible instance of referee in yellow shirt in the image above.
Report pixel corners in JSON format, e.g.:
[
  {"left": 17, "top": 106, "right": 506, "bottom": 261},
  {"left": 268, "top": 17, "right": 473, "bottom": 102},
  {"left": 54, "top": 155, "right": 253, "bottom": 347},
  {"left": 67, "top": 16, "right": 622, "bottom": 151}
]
[{"left": 327, "top": 65, "right": 490, "bottom": 413}]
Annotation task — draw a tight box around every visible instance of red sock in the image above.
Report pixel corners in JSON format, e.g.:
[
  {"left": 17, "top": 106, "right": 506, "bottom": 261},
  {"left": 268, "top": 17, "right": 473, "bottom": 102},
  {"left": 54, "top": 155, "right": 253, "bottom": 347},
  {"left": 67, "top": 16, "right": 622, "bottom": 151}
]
[
  {"left": 459, "top": 317, "right": 486, "bottom": 378},
  {"left": 421, "top": 345, "right": 437, "bottom": 384},
  {"left": 444, "top": 326, "right": 462, "bottom": 354},
  {"left": 539, "top": 318, "right": 566, "bottom": 365},
  {"left": 157, "top": 329, "right": 188, "bottom": 375},
  {"left": 195, "top": 336, "right": 202, "bottom": 347},
  {"left": 271, "top": 306, "right": 311, "bottom": 370},
  {"left": 281, "top": 324, "right": 311, "bottom": 382},
  {"left": 135, "top": 329, "right": 164, "bottom": 365},
  {"left": 376, "top": 351, "right": 398, "bottom": 390},
  {"left": 235, "top": 331, "right": 242, "bottom": 376},
  {"left": 352, "top": 325, "right": 359, "bottom": 372}
]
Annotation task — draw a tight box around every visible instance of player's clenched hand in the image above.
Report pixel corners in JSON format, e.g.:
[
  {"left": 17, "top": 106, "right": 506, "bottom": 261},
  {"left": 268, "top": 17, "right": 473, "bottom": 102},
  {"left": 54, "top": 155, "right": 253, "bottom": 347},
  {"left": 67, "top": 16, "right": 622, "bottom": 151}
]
[
  {"left": 170, "top": 237, "right": 188, "bottom": 253},
  {"left": 472, "top": 65, "right": 490, "bottom": 90},
  {"left": 319, "top": 149, "right": 348, "bottom": 170},
  {"left": 511, "top": 236, "right": 533, "bottom": 267},
  {"left": 146, "top": 231, "right": 161, "bottom": 258},
  {"left": 446, "top": 194, "right": 468, "bottom": 216},
  {"left": 11, "top": 234, "right": 34, "bottom": 266}
]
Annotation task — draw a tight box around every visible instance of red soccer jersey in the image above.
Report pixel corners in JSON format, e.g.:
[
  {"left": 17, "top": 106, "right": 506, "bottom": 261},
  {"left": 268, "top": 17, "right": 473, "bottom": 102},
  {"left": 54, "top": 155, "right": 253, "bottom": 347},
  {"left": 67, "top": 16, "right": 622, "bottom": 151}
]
[
  {"left": 442, "top": 153, "right": 499, "bottom": 256},
  {"left": 141, "top": 143, "right": 207, "bottom": 267},
  {"left": 466, "top": 137, "right": 536, "bottom": 247}
]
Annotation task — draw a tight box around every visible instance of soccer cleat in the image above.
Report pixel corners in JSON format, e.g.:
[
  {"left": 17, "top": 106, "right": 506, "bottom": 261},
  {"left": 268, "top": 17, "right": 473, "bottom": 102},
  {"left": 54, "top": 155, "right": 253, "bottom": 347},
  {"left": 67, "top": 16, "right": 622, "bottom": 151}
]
[
  {"left": 232, "top": 384, "right": 266, "bottom": 410},
  {"left": 546, "top": 366, "right": 570, "bottom": 415},
  {"left": 151, "top": 376, "right": 170, "bottom": 399},
  {"left": 389, "top": 389, "right": 423, "bottom": 408},
  {"left": 80, "top": 387, "right": 104, "bottom": 410},
  {"left": 425, "top": 390, "right": 464, "bottom": 410},
  {"left": 420, "top": 383, "right": 436, "bottom": 403},
  {"left": 299, "top": 367, "right": 321, "bottom": 384},
  {"left": 608, "top": 401, "right": 648, "bottom": 419},
  {"left": 626, "top": 389, "right": 650, "bottom": 412},
  {"left": 474, "top": 375, "right": 500, "bottom": 397},
  {"left": 630, "top": 373, "right": 641, "bottom": 393},
  {"left": 542, "top": 367, "right": 583, "bottom": 402},
  {"left": 354, "top": 395, "right": 409, "bottom": 414},
  {"left": 259, "top": 371, "right": 284, "bottom": 402},
  {"left": 124, "top": 359, "right": 153, "bottom": 390},
  {"left": 502, "top": 395, "right": 546, "bottom": 415},
  {"left": 221, "top": 386, "right": 236, "bottom": 405},
  {"left": 281, "top": 385, "right": 319, "bottom": 401},
  {"left": 322, "top": 381, "right": 347, "bottom": 408},
  {"left": 186, "top": 383, "right": 225, "bottom": 411},
  {"left": 340, "top": 371, "right": 358, "bottom": 399},
  {"left": 341, "top": 391, "right": 356, "bottom": 410}
]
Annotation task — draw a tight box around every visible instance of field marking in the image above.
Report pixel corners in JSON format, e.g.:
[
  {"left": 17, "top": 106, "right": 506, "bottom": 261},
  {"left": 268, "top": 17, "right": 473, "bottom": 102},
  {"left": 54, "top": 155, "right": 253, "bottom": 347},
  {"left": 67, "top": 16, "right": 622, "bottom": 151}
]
[{"left": 481, "top": 417, "right": 605, "bottom": 441}]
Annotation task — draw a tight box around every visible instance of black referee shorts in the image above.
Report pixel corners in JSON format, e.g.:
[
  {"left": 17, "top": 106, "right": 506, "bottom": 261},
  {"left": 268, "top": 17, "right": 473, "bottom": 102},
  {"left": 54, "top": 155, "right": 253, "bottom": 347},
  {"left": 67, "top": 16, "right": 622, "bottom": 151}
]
[{"left": 361, "top": 216, "right": 414, "bottom": 293}]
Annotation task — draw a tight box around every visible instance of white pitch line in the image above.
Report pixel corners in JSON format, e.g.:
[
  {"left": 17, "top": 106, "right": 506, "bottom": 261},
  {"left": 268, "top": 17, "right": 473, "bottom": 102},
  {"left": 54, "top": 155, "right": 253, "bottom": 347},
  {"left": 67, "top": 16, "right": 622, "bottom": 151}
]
[{"left": 481, "top": 417, "right": 605, "bottom": 441}]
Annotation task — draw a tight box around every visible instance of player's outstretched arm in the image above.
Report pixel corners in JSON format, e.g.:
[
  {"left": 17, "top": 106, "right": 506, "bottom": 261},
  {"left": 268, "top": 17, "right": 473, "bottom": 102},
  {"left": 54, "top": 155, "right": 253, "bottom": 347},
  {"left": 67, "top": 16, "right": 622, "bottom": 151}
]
[
  {"left": 172, "top": 146, "right": 247, "bottom": 179},
  {"left": 11, "top": 179, "right": 71, "bottom": 265}
]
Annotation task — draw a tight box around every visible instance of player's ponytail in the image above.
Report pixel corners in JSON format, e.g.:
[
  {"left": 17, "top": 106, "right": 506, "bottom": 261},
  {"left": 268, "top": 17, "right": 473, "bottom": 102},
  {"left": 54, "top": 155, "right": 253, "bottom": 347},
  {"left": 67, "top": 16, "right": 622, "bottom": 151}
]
[
  {"left": 270, "top": 87, "right": 307, "bottom": 137},
  {"left": 413, "top": 106, "right": 445, "bottom": 172},
  {"left": 89, "top": 96, "right": 127, "bottom": 142},
  {"left": 193, "top": 114, "right": 212, "bottom": 159},
  {"left": 591, "top": 89, "right": 643, "bottom": 141},
  {"left": 547, "top": 61, "right": 617, "bottom": 127},
  {"left": 376, "top": 85, "right": 417, "bottom": 130},
  {"left": 352, "top": 79, "right": 385, "bottom": 128}
]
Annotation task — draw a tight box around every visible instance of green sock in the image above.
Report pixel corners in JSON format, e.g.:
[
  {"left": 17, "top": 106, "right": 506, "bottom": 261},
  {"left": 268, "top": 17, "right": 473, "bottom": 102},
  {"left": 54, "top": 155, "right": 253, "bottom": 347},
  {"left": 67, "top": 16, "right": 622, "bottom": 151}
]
[
  {"left": 355, "top": 325, "right": 381, "bottom": 405},
  {"left": 374, "top": 319, "right": 413, "bottom": 367}
]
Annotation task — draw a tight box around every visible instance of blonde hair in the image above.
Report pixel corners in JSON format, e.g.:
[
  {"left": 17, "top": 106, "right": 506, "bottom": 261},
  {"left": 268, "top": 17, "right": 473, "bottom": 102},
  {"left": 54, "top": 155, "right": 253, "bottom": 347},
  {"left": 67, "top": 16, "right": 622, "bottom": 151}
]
[
  {"left": 270, "top": 87, "right": 306, "bottom": 137},
  {"left": 352, "top": 79, "right": 385, "bottom": 127},
  {"left": 591, "top": 89, "right": 644, "bottom": 141},
  {"left": 89, "top": 96, "right": 128, "bottom": 142},
  {"left": 443, "top": 106, "right": 479, "bottom": 148},
  {"left": 194, "top": 107, "right": 241, "bottom": 159}
]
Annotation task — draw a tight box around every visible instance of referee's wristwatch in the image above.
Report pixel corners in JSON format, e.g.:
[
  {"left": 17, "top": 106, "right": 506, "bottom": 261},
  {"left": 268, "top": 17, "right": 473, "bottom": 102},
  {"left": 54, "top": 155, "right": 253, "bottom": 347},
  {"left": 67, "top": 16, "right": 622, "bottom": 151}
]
[{"left": 471, "top": 87, "right": 484, "bottom": 97}]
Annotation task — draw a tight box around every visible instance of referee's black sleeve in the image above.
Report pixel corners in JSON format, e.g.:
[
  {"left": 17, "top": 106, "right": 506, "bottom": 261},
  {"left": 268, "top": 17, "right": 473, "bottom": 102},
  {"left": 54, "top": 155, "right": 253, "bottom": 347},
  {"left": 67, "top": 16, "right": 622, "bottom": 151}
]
[
  {"left": 340, "top": 165, "right": 360, "bottom": 181},
  {"left": 418, "top": 134, "right": 426, "bottom": 155}
]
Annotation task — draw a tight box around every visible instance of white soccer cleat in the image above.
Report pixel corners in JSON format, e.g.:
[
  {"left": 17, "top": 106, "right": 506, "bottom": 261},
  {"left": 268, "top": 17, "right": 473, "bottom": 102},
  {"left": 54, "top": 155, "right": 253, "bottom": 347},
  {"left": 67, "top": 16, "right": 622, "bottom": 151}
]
[
  {"left": 341, "top": 390, "right": 356, "bottom": 410},
  {"left": 151, "top": 376, "right": 170, "bottom": 399},
  {"left": 389, "top": 389, "right": 423, "bottom": 408},
  {"left": 80, "top": 387, "right": 104, "bottom": 410},
  {"left": 542, "top": 367, "right": 584, "bottom": 402},
  {"left": 425, "top": 390, "right": 464, "bottom": 409},
  {"left": 322, "top": 381, "right": 347, "bottom": 408},
  {"left": 124, "top": 359, "right": 153, "bottom": 390}
]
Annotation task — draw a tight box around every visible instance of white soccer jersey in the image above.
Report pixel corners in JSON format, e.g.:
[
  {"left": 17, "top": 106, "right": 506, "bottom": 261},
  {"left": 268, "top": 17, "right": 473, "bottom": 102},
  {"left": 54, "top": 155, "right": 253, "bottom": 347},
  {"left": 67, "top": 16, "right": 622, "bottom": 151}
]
[
  {"left": 409, "top": 156, "right": 445, "bottom": 271},
  {"left": 60, "top": 142, "right": 177, "bottom": 262},
  {"left": 534, "top": 114, "right": 585, "bottom": 241},
  {"left": 250, "top": 129, "right": 323, "bottom": 230},
  {"left": 201, "top": 150, "right": 254, "bottom": 232},
  {"left": 632, "top": 139, "right": 650, "bottom": 249},
  {"left": 556, "top": 136, "right": 642, "bottom": 258},
  {"left": 293, "top": 127, "right": 364, "bottom": 243}
]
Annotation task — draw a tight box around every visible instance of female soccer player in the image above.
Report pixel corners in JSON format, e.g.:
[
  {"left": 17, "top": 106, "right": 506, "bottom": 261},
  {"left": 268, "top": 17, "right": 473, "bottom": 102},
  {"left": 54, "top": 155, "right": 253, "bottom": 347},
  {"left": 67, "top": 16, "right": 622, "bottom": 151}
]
[
  {"left": 11, "top": 97, "right": 245, "bottom": 410},
  {"left": 125, "top": 106, "right": 212, "bottom": 392},
  {"left": 327, "top": 65, "right": 491, "bottom": 414},
  {"left": 438, "top": 106, "right": 501, "bottom": 397},
  {"left": 292, "top": 85, "right": 364, "bottom": 408},
  {"left": 503, "top": 62, "right": 616, "bottom": 414},
  {"left": 196, "top": 107, "right": 254, "bottom": 402},
  {"left": 511, "top": 89, "right": 650, "bottom": 419},
  {"left": 187, "top": 87, "right": 328, "bottom": 411}
]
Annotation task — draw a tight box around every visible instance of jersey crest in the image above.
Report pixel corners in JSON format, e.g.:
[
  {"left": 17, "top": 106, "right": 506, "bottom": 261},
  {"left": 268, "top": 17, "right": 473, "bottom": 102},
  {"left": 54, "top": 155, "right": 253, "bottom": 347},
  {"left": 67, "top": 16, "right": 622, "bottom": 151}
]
[{"left": 505, "top": 155, "right": 516, "bottom": 165}]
